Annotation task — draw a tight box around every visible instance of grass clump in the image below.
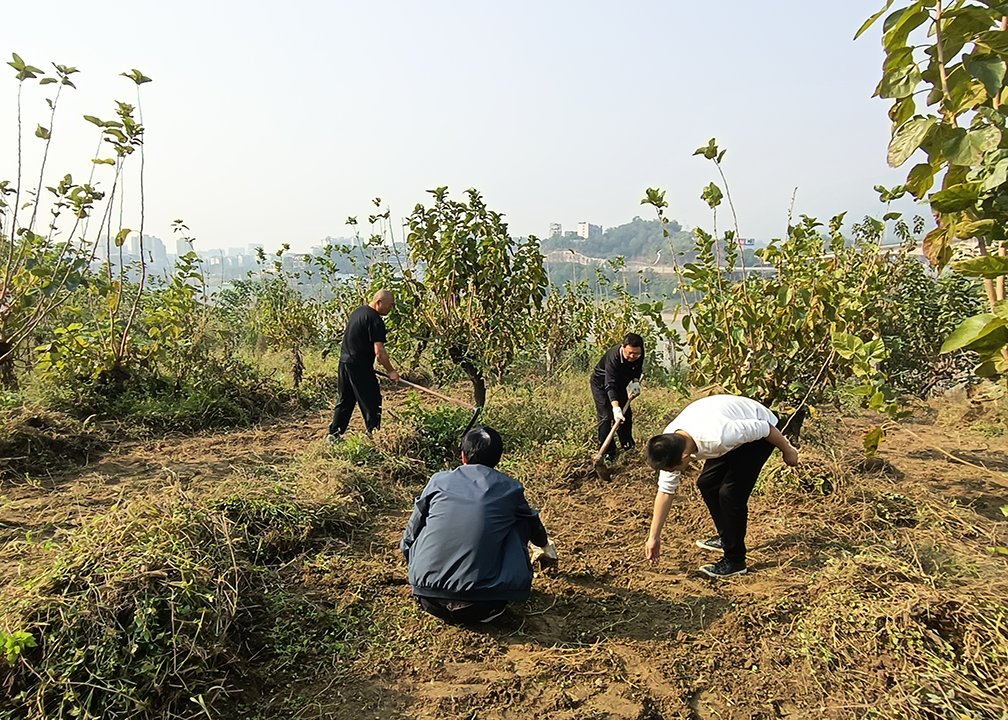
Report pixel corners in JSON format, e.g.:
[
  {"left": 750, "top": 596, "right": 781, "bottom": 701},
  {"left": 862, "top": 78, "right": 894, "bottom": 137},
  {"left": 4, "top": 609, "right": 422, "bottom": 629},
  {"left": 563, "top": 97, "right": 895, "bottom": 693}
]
[
  {"left": 0, "top": 407, "right": 109, "bottom": 480},
  {"left": 0, "top": 496, "right": 250, "bottom": 719},
  {"left": 794, "top": 549, "right": 1008, "bottom": 720},
  {"left": 0, "top": 484, "right": 370, "bottom": 720}
]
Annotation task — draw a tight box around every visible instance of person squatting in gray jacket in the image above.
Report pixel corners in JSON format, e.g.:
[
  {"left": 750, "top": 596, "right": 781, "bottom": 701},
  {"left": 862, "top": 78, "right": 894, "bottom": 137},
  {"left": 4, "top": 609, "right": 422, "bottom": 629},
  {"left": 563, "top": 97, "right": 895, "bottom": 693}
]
[{"left": 400, "top": 426, "right": 551, "bottom": 624}]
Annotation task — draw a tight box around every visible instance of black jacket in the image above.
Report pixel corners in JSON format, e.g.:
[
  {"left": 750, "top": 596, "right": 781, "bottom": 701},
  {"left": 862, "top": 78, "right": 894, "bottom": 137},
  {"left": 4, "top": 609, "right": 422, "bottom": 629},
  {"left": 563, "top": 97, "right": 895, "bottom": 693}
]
[{"left": 590, "top": 345, "right": 644, "bottom": 402}]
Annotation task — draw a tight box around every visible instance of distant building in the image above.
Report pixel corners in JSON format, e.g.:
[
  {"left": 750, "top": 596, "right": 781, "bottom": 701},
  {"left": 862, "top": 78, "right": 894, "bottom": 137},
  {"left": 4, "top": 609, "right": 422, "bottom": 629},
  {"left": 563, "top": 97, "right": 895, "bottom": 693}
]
[
  {"left": 177, "top": 236, "right": 194, "bottom": 257},
  {"left": 227, "top": 247, "right": 244, "bottom": 256},
  {"left": 577, "top": 222, "right": 602, "bottom": 240},
  {"left": 563, "top": 230, "right": 579, "bottom": 239},
  {"left": 146, "top": 235, "right": 167, "bottom": 265},
  {"left": 548, "top": 222, "right": 562, "bottom": 238},
  {"left": 737, "top": 237, "right": 756, "bottom": 247}
]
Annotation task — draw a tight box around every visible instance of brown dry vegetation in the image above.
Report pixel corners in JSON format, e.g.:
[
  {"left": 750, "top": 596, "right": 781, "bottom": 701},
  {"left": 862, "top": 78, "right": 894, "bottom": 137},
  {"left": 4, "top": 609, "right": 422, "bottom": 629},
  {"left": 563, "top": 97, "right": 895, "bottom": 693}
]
[{"left": 1, "top": 379, "right": 1007, "bottom": 720}]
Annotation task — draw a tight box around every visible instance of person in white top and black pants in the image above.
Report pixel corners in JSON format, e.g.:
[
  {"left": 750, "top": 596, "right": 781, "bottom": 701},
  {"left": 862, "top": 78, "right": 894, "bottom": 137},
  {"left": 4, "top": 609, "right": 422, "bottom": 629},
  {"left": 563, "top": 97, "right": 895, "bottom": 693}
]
[{"left": 643, "top": 395, "right": 799, "bottom": 578}]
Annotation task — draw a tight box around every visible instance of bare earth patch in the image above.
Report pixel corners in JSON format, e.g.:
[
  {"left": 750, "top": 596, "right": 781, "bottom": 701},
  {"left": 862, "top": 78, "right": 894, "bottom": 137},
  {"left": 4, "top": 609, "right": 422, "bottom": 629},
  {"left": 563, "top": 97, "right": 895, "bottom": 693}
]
[{"left": 2, "top": 392, "right": 1006, "bottom": 719}]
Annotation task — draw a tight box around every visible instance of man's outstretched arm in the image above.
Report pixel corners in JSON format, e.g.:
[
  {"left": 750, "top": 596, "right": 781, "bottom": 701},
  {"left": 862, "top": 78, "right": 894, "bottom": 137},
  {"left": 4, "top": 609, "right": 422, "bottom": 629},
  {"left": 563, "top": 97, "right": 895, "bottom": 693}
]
[
  {"left": 766, "top": 425, "right": 799, "bottom": 466},
  {"left": 645, "top": 490, "right": 675, "bottom": 565}
]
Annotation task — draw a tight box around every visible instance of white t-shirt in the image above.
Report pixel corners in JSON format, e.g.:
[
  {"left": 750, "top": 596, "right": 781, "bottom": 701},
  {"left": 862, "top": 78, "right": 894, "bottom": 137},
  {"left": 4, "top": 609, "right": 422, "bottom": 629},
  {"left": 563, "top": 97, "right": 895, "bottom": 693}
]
[{"left": 657, "top": 395, "right": 777, "bottom": 494}]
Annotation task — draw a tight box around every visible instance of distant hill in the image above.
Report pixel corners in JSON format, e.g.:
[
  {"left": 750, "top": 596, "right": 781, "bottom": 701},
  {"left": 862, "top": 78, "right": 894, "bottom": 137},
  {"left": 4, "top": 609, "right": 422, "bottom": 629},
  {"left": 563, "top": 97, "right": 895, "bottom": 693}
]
[{"left": 540, "top": 216, "right": 695, "bottom": 262}]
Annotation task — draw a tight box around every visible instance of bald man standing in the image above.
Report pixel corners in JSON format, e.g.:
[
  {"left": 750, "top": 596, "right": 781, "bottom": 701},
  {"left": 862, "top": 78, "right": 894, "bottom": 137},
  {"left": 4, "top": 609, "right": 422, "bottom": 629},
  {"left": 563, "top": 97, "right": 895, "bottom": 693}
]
[{"left": 328, "top": 290, "right": 399, "bottom": 441}]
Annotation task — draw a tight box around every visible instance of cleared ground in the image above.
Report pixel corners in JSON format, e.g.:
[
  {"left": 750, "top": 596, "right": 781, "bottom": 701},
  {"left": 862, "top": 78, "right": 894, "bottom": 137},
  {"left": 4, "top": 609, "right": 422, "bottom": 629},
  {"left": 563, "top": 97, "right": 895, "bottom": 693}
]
[{"left": 2, "top": 383, "right": 1006, "bottom": 719}]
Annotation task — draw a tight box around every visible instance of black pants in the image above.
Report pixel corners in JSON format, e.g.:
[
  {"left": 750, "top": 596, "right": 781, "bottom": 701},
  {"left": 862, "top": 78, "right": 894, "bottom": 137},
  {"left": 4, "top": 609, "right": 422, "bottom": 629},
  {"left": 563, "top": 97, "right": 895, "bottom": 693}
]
[
  {"left": 591, "top": 382, "right": 633, "bottom": 459},
  {"left": 414, "top": 596, "right": 507, "bottom": 624},
  {"left": 696, "top": 439, "right": 775, "bottom": 565},
  {"left": 329, "top": 361, "right": 382, "bottom": 435}
]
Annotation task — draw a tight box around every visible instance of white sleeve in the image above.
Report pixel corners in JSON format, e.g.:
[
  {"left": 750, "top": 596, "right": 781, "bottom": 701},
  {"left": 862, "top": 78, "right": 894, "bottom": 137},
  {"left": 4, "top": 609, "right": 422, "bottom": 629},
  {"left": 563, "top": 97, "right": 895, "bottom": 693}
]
[
  {"left": 722, "top": 419, "right": 772, "bottom": 450},
  {"left": 657, "top": 470, "right": 680, "bottom": 494}
]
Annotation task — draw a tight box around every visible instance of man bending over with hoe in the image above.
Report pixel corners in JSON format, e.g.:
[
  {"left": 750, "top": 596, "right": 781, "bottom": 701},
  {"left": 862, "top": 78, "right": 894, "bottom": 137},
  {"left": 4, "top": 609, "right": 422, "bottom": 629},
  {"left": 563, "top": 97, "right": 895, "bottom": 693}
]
[
  {"left": 401, "top": 426, "right": 554, "bottom": 624},
  {"left": 644, "top": 394, "right": 799, "bottom": 578},
  {"left": 328, "top": 289, "right": 399, "bottom": 442},
  {"left": 590, "top": 333, "right": 645, "bottom": 463}
]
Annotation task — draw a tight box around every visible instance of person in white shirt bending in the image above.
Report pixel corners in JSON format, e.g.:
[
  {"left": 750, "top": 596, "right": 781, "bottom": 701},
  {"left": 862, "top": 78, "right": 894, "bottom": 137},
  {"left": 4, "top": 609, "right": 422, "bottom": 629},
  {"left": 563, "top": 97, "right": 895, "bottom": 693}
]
[{"left": 644, "top": 395, "right": 799, "bottom": 578}]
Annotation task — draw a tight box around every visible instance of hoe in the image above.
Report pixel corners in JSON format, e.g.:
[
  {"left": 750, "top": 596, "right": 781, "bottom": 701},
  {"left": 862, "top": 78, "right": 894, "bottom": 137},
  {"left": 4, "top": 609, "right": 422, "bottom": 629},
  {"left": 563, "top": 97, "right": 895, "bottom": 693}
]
[
  {"left": 379, "top": 371, "right": 483, "bottom": 439},
  {"left": 593, "top": 392, "right": 638, "bottom": 481}
]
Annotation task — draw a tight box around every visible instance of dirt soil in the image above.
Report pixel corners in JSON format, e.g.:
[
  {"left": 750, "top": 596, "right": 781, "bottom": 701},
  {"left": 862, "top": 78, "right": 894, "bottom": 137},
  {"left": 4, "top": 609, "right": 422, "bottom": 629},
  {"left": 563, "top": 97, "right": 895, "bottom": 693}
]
[{"left": 2, "top": 391, "right": 1007, "bottom": 720}]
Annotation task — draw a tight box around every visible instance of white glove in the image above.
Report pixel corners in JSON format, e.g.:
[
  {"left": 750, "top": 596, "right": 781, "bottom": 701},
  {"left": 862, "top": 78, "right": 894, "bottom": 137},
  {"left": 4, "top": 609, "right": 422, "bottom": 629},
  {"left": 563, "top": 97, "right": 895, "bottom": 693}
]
[
  {"left": 628, "top": 381, "right": 641, "bottom": 397},
  {"left": 530, "top": 542, "right": 558, "bottom": 570},
  {"left": 612, "top": 406, "right": 625, "bottom": 423}
]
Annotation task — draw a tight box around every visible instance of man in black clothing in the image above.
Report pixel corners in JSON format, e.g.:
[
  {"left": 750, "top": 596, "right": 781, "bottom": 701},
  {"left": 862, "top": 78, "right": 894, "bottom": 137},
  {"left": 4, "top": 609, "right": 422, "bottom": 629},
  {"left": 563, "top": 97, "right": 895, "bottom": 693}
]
[
  {"left": 590, "top": 333, "right": 645, "bottom": 462},
  {"left": 328, "top": 289, "right": 399, "bottom": 441}
]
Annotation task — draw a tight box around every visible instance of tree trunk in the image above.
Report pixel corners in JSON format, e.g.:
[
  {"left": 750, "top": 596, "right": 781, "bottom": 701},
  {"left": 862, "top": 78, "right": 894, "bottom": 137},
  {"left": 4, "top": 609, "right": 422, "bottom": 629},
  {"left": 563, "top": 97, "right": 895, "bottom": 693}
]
[
  {"left": 292, "top": 346, "right": 304, "bottom": 389},
  {"left": 0, "top": 340, "right": 17, "bottom": 391},
  {"left": 449, "top": 346, "right": 486, "bottom": 407}
]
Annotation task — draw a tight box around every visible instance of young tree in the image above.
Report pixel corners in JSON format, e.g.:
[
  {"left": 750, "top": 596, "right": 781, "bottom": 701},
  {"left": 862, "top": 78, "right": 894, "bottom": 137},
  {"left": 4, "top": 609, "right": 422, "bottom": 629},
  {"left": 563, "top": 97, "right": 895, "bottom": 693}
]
[
  {"left": 860, "top": 1, "right": 1008, "bottom": 378},
  {"left": 399, "top": 187, "right": 547, "bottom": 406}
]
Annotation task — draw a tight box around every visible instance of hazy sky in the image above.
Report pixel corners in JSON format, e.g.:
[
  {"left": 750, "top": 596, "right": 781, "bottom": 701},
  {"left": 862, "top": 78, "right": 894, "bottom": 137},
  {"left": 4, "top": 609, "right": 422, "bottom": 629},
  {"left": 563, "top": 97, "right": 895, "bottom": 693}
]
[{"left": 1, "top": 1, "right": 913, "bottom": 253}]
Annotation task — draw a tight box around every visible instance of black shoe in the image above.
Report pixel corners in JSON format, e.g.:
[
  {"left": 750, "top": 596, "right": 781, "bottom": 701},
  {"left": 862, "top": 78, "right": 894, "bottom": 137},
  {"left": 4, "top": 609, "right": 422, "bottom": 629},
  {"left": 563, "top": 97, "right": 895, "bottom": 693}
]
[
  {"left": 699, "top": 558, "right": 747, "bottom": 578},
  {"left": 695, "top": 536, "right": 723, "bottom": 552}
]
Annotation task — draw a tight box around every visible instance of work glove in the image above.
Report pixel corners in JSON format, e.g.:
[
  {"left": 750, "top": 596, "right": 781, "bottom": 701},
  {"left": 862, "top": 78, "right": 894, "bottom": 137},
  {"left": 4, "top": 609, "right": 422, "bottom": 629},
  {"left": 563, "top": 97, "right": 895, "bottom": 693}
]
[
  {"left": 628, "top": 381, "right": 642, "bottom": 397},
  {"left": 530, "top": 542, "right": 558, "bottom": 571},
  {"left": 612, "top": 406, "right": 625, "bottom": 423}
]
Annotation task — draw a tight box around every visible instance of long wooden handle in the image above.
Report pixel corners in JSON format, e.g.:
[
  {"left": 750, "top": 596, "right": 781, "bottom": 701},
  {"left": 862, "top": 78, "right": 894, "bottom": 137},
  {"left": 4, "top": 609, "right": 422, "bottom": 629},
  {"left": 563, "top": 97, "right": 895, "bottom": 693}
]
[
  {"left": 594, "top": 393, "right": 637, "bottom": 461},
  {"left": 378, "top": 371, "right": 475, "bottom": 410}
]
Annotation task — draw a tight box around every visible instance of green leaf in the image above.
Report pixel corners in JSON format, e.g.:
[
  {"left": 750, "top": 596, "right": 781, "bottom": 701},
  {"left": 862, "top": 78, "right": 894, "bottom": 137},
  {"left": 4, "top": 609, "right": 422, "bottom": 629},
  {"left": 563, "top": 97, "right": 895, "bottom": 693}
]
[
  {"left": 700, "top": 182, "right": 723, "bottom": 209},
  {"left": 34, "top": 125, "right": 50, "bottom": 140},
  {"left": 905, "top": 162, "right": 936, "bottom": 199},
  {"left": 888, "top": 116, "right": 936, "bottom": 168},
  {"left": 964, "top": 52, "right": 1007, "bottom": 97},
  {"left": 83, "top": 115, "right": 104, "bottom": 127},
  {"left": 929, "top": 185, "right": 980, "bottom": 213},
  {"left": 943, "top": 125, "right": 1001, "bottom": 166},
  {"left": 922, "top": 226, "right": 952, "bottom": 272},
  {"left": 952, "top": 255, "right": 1008, "bottom": 278},
  {"left": 877, "top": 63, "right": 923, "bottom": 99},
  {"left": 91, "top": 158, "right": 116, "bottom": 166},
  {"left": 855, "top": 0, "right": 896, "bottom": 40},
  {"left": 693, "top": 138, "right": 719, "bottom": 160},
  {"left": 39, "top": 77, "right": 57, "bottom": 85},
  {"left": 114, "top": 228, "right": 132, "bottom": 247},
  {"left": 832, "top": 332, "right": 863, "bottom": 359},
  {"left": 983, "top": 157, "right": 1008, "bottom": 191},
  {"left": 864, "top": 338, "right": 887, "bottom": 364},
  {"left": 889, "top": 96, "right": 917, "bottom": 127},
  {"left": 863, "top": 426, "right": 885, "bottom": 458},
  {"left": 977, "top": 30, "right": 1008, "bottom": 56},
  {"left": 1000, "top": 504, "right": 1008, "bottom": 518},
  {"left": 957, "top": 219, "right": 997, "bottom": 239},
  {"left": 941, "top": 314, "right": 1008, "bottom": 353},
  {"left": 988, "top": 546, "right": 1008, "bottom": 556},
  {"left": 882, "top": 7, "right": 929, "bottom": 51}
]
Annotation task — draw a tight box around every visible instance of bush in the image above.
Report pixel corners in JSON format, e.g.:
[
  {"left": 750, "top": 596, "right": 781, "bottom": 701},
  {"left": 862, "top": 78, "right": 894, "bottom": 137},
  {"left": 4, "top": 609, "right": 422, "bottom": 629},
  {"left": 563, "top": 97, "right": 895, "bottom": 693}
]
[{"left": 35, "top": 358, "right": 291, "bottom": 432}]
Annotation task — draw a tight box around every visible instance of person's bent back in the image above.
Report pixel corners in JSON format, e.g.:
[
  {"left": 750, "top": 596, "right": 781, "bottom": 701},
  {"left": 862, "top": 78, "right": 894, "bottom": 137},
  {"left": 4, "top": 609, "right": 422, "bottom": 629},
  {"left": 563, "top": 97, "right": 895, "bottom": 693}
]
[{"left": 400, "top": 426, "right": 549, "bottom": 623}]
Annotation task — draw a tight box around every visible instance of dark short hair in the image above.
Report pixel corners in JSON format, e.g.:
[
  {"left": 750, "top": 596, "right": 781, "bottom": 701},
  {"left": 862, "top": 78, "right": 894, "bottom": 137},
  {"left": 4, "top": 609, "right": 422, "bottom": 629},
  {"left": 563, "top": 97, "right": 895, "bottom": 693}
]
[
  {"left": 622, "top": 333, "right": 645, "bottom": 349},
  {"left": 647, "top": 433, "right": 687, "bottom": 471},
  {"left": 461, "top": 426, "right": 503, "bottom": 467}
]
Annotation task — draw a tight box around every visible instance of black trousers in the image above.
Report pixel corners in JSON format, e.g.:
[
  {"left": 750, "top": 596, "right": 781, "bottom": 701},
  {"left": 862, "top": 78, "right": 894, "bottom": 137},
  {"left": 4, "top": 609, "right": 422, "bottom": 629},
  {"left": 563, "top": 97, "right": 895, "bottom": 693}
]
[
  {"left": 590, "top": 382, "right": 633, "bottom": 459},
  {"left": 328, "top": 361, "right": 382, "bottom": 435},
  {"left": 414, "top": 596, "right": 507, "bottom": 624},
  {"left": 696, "top": 439, "right": 775, "bottom": 565}
]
